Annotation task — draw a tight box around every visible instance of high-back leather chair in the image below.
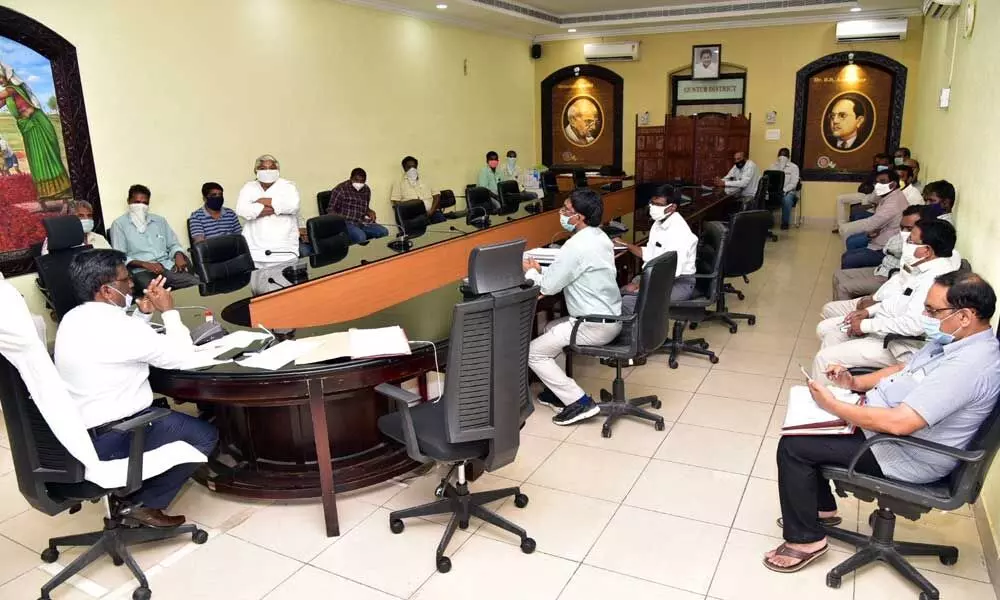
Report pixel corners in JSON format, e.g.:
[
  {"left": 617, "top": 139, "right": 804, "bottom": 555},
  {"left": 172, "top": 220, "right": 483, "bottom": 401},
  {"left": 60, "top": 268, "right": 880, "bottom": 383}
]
[
  {"left": 541, "top": 171, "right": 559, "bottom": 197},
  {"left": 572, "top": 169, "right": 588, "bottom": 189},
  {"left": 374, "top": 248, "right": 539, "bottom": 573},
  {"left": 35, "top": 216, "right": 91, "bottom": 320},
  {"left": 190, "top": 234, "right": 254, "bottom": 283},
  {"left": 393, "top": 199, "right": 430, "bottom": 237},
  {"left": 704, "top": 209, "right": 771, "bottom": 332},
  {"left": 466, "top": 186, "right": 495, "bottom": 227},
  {"left": 316, "top": 189, "right": 333, "bottom": 215},
  {"left": 306, "top": 215, "right": 351, "bottom": 267},
  {"left": 568, "top": 252, "right": 677, "bottom": 438}
]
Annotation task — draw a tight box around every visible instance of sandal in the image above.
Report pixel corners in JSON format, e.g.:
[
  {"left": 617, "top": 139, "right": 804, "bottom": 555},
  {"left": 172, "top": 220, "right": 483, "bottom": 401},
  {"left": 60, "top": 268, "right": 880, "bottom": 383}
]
[
  {"left": 763, "top": 543, "right": 829, "bottom": 573},
  {"left": 776, "top": 516, "right": 842, "bottom": 528}
]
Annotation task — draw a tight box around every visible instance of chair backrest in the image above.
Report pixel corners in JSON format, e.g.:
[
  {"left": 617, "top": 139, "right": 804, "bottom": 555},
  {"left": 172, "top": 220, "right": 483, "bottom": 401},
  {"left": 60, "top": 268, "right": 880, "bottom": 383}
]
[
  {"left": 723, "top": 209, "right": 771, "bottom": 278},
  {"left": 440, "top": 284, "right": 538, "bottom": 471},
  {"left": 191, "top": 234, "right": 254, "bottom": 283},
  {"left": 393, "top": 199, "right": 429, "bottom": 236},
  {"left": 467, "top": 186, "right": 496, "bottom": 216},
  {"left": 632, "top": 251, "right": 677, "bottom": 354},
  {"left": 316, "top": 190, "right": 332, "bottom": 215},
  {"left": 572, "top": 169, "right": 588, "bottom": 189},
  {"left": 438, "top": 189, "right": 457, "bottom": 209},
  {"left": 541, "top": 171, "right": 559, "bottom": 196},
  {"left": 0, "top": 353, "right": 88, "bottom": 516},
  {"left": 35, "top": 216, "right": 91, "bottom": 320},
  {"left": 948, "top": 330, "right": 1000, "bottom": 503},
  {"left": 761, "top": 169, "right": 786, "bottom": 209},
  {"left": 959, "top": 259, "right": 972, "bottom": 273},
  {"left": 307, "top": 214, "right": 351, "bottom": 255},
  {"left": 692, "top": 220, "right": 728, "bottom": 301},
  {"left": 466, "top": 239, "right": 526, "bottom": 295}
]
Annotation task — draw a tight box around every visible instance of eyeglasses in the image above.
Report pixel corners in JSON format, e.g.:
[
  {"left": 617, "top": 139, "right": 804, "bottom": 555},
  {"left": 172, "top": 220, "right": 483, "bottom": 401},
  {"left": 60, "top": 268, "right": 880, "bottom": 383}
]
[
  {"left": 558, "top": 207, "right": 578, "bottom": 216},
  {"left": 923, "top": 306, "right": 957, "bottom": 317}
]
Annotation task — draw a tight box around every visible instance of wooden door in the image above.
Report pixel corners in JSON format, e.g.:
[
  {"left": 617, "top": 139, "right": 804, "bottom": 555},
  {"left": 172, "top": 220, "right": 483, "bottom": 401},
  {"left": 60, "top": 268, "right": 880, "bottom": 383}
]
[{"left": 634, "top": 126, "right": 666, "bottom": 182}]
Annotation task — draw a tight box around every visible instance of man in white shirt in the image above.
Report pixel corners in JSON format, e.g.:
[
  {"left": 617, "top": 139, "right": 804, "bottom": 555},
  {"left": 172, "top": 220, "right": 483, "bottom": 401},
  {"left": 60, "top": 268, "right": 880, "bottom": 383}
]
[
  {"left": 615, "top": 185, "right": 698, "bottom": 314},
  {"left": 523, "top": 188, "right": 623, "bottom": 426},
  {"left": 55, "top": 249, "right": 217, "bottom": 527},
  {"left": 236, "top": 154, "right": 302, "bottom": 268},
  {"left": 812, "top": 219, "right": 961, "bottom": 379},
  {"left": 769, "top": 148, "right": 800, "bottom": 229},
  {"left": 41, "top": 200, "right": 111, "bottom": 255},
  {"left": 389, "top": 155, "right": 445, "bottom": 223},
  {"left": 717, "top": 151, "right": 760, "bottom": 208},
  {"left": 693, "top": 48, "right": 718, "bottom": 79},
  {"left": 896, "top": 164, "right": 923, "bottom": 206}
]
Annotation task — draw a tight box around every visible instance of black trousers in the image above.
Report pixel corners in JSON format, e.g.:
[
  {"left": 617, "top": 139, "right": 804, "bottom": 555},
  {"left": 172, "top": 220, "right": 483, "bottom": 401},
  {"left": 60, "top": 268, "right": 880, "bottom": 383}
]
[{"left": 777, "top": 430, "right": 884, "bottom": 543}]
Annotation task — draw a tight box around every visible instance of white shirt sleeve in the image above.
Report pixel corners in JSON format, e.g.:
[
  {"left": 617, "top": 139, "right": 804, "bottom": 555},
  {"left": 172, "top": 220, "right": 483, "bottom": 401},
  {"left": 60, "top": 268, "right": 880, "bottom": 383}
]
[
  {"left": 785, "top": 164, "right": 800, "bottom": 193},
  {"left": 120, "top": 309, "right": 197, "bottom": 370},
  {"left": 235, "top": 183, "right": 265, "bottom": 220},
  {"left": 271, "top": 181, "right": 301, "bottom": 216}
]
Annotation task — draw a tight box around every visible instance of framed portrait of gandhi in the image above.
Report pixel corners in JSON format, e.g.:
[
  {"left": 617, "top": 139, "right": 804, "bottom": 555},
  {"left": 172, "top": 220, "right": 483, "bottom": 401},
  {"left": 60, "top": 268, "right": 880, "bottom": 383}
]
[
  {"left": 541, "top": 64, "right": 623, "bottom": 172},
  {"left": 791, "top": 51, "right": 907, "bottom": 182}
]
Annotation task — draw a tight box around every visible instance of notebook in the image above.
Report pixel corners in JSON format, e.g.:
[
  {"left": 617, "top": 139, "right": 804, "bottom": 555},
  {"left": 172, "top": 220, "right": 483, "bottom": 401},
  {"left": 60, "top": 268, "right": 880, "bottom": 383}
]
[
  {"left": 782, "top": 385, "right": 864, "bottom": 436},
  {"left": 296, "top": 326, "right": 412, "bottom": 365}
]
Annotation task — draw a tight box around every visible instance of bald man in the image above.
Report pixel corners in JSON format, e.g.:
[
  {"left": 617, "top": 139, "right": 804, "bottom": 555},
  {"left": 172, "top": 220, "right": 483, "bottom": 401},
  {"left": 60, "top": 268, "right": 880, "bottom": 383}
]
[{"left": 565, "top": 99, "right": 599, "bottom": 145}]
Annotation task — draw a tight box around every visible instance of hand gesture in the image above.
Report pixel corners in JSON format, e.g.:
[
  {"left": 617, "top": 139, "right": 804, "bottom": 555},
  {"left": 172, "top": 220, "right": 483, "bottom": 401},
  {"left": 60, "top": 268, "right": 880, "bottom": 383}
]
[
  {"left": 173, "top": 252, "right": 190, "bottom": 273},
  {"left": 824, "top": 364, "right": 855, "bottom": 390},
  {"left": 807, "top": 378, "right": 837, "bottom": 411},
  {"left": 522, "top": 258, "right": 542, "bottom": 273},
  {"left": 143, "top": 276, "right": 175, "bottom": 313}
]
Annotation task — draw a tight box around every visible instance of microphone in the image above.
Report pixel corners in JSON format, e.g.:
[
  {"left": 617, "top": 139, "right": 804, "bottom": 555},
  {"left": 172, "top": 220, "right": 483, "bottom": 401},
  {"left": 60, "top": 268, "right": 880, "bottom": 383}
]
[
  {"left": 266, "top": 277, "right": 291, "bottom": 289},
  {"left": 466, "top": 206, "right": 490, "bottom": 229},
  {"left": 382, "top": 224, "right": 414, "bottom": 252},
  {"left": 264, "top": 249, "right": 300, "bottom": 258}
]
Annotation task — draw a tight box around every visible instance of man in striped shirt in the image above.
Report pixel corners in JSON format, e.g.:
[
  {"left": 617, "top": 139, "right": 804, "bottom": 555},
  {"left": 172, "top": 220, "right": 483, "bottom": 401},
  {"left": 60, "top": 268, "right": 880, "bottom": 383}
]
[{"left": 189, "top": 182, "right": 242, "bottom": 243}]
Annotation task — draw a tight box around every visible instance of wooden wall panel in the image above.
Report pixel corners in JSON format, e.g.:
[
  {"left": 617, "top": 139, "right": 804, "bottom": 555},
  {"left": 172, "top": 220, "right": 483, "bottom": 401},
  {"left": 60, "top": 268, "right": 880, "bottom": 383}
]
[
  {"left": 664, "top": 116, "right": 695, "bottom": 182},
  {"left": 635, "top": 125, "right": 666, "bottom": 183}
]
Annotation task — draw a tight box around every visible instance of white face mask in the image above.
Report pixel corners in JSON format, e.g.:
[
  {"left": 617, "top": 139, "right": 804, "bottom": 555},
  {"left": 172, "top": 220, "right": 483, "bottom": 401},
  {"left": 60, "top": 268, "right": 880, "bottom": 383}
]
[
  {"left": 874, "top": 182, "right": 892, "bottom": 196},
  {"left": 128, "top": 203, "right": 148, "bottom": 219},
  {"left": 106, "top": 285, "right": 132, "bottom": 311},
  {"left": 648, "top": 204, "right": 669, "bottom": 221},
  {"left": 507, "top": 157, "right": 517, "bottom": 170},
  {"left": 405, "top": 167, "right": 418, "bottom": 181},
  {"left": 352, "top": 182, "right": 365, "bottom": 191},
  {"left": 897, "top": 229, "right": 911, "bottom": 247},
  {"left": 777, "top": 156, "right": 789, "bottom": 168},
  {"left": 256, "top": 169, "right": 279, "bottom": 184},
  {"left": 901, "top": 241, "right": 927, "bottom": 268}
]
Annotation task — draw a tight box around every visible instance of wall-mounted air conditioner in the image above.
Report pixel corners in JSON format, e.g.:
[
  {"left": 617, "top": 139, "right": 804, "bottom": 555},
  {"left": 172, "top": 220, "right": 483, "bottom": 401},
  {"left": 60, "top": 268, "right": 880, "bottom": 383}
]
[
  {"left": 923, "top": 0, "right": 960, "bottom": 19},
  {"left": 583, "top": 42, "right": 639, "bottom": 62},
  {"left": 836, "top": 19, "right": 908, "bottom": 43}
]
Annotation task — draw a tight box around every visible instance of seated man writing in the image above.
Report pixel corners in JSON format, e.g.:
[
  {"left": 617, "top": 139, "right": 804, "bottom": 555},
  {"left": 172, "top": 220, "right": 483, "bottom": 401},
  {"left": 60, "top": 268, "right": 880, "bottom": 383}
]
[
  {"left": 523, "top": 188, "right": 623, "bottom": 426},
  {"left": 614, "top": 184, "right": 698, "bottom": 314},
  {"left": 813, "top": 219, "right": 960, "bottom": 379},
  {"left": 830, "top": 204, "right": 923, "bottom": 301},
  {"left": 55, "top": 249, "right": 218, "bottom": 527},
  {"left": 765, "top": 271, "right": 1000, "bottom": 572}
]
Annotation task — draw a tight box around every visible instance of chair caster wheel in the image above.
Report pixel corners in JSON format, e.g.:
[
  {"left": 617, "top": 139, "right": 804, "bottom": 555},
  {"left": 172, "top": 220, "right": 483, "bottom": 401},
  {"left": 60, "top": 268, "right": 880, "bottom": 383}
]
[
  {"left": 514, "top": 493, "right": 529, "bottom": 508},
  {"left": 654, "top": 420, "right": 665, "bottom": 431},
  {"left": 709, "top": 355, "right": 720, "bottom": 364},
  {"left": 40, "top": 547, "right": 59, "bottom": 563},
  {"left": 434, "top": 484, "right": 446, "bottom": 498},
  {"left": 689, "top": 323, "right": 699, "bottom": 330},
  {"left": 132, "top": 587, "right": 152, "bottom": 600},
  {"left": 68, "top": 503, "right": 82, "bottom": 515},
  {"left": 599, "top": 389, "right": 613, "bottom": 403},
  {"left": 826, "top": 573, "right": 841, "bottom": 589},
  {"left": 520, "top": 537, "right": 536, "bottom": 554},
  {"left": 390, "top": 518, "right": 405, "bottom": 534},
  {"left": 650, "top": 399, "right": 662, "bottom": 409},
  {"left": 668, "top": 360, "right": 679, "bottom": 369},
  {"left": 737, "top": 292, "right": 745, "bottom": 301},
  {"left": 939, "top": 549, "right": 959, "bottom": 565},
  {"left": 192, "top": 529, "right": 209, "bottom": 544},
  {"left": 112, "top": 556, "right": 124, "bottom": 566},
  {"left": 601, "top": 424, "right": 612, "bottom": 438},
  {"left": 458, "top": 519, "right": 469, "bottom": 530},
  {"left": 436, "top": 556, "right": 452, "bottom": 573},
  {"left": 748, "top": 316, "right": 757, "bottom": 326},
  {"left": 729, "top": 325, "right": 738, "bottom": 334}
]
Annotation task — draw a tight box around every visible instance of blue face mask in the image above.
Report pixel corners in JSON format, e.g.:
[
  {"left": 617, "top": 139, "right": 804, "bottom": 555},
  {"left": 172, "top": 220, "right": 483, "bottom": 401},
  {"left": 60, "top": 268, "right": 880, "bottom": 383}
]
[
  {"left": 559, "top": 213, "right": 576, "bottom": 232},
  {"left": 876, "top": 165, "right": 890, "bottom": 172},
  {"left": 921, "top": 311, "right": 962, "bottom": 345}
]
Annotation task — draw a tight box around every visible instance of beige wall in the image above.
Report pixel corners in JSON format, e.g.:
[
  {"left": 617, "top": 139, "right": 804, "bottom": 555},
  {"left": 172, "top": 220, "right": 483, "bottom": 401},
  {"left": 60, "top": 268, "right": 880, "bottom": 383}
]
[
  {"left": 1, "top": 0, "right": 536, "bottom": 316},
  {"left": 912, "top": 1, "right": 1000, "bottom": 551},
  {"left": 533, "top": 20, "right": 924, "bottom": 221}
]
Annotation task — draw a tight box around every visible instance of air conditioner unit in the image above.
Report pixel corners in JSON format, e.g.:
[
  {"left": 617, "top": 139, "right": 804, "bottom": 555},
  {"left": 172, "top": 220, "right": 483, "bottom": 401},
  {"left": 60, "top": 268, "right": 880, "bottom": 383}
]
[
  {"left": 583, "top": 42, "right": 639, "bottom": 62},
  {"left": 836, "top": 19, "right": 908, "bottom": 43},
  {"left": 923, "top": 0, "right": 960, "bottom": 19}
]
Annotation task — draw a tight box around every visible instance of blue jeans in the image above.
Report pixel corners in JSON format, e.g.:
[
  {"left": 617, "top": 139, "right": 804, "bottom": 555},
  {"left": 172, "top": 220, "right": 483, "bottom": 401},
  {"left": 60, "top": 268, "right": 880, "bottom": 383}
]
[
  {"left": 841, "top": 247, "right": 884, "bottom": 269},
  {"left": 845, "top": 232, "right": 869, "bottom": 250},
  {"left": 849, "top": 205, "right": 872, "bottom": 221},
  {"left": 345, "top": 222, "right": 389, "bottom": 244},
  {"left": 91, "top": 409, "right": 218, "bottom": 509},
  {"left": 428, "top": 210, "right": 447, "bottom": 224},
  {"left": 780, "top": 191, "right": 798, "bottom": 226},
  {"left": 299, "top": 242, "right": 314, "bottom": 257}
]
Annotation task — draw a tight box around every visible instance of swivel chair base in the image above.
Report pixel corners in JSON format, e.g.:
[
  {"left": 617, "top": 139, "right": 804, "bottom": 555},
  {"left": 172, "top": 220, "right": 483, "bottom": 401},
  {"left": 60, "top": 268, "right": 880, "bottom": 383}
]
[
  {"left": 595, "top": 358, "right": 665, "bottom": 438},
  {"left": 823, "top": 508, "right": 957, "bottom": 600},
  {"left": 703, "top": 278, "right": 757, "bottom": 334},
  {"left": 659, "top": 321, "right": 719, "bottom": 368},
  {"left": 389, "top": 462, "right": 535, "bottom": 574},
  {"left": 38, "top": 502, "right": 207, "bottom": 600}
]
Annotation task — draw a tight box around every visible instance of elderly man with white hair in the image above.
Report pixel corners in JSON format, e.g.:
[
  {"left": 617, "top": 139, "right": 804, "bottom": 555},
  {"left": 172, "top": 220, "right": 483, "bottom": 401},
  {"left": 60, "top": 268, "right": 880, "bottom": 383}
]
[{"left": 236, "top": 154, "right": 302, "bottom": 268}]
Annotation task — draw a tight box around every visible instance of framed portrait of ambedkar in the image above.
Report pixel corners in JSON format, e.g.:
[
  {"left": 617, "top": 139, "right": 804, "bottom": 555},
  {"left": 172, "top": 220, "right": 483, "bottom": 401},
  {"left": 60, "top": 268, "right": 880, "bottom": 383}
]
[
  {"left": 0, "top": 6, "right": 100, "bottom": 275},
  {"left": 791, "top": 51, "right": 907, "bottom": 182},
  {"left": 541, "top": 64, "right": 623, "bottom": 173}
]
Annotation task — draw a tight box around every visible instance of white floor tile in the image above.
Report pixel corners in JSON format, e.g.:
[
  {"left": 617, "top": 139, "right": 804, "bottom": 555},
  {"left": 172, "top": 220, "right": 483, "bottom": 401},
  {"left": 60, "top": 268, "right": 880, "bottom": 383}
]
[
  {"left": 0, "top": 471, "right": 30, "bottom": 524},
  {"left": 527, "top": 443, "right": 649, "bottom": 503},
  {"left": 625, "top": 460, "right": 748, "bottom": 526},
  {"left": 628, "top": 363, "right": 710, "bottom": 393},
  {"left": 0, "top": 568, "right": 94, "bottom": 599},
  {"left": 167, "top": 481, "right": 272, "bottom": 530},
  {"left": 488, "top": 434, "right": 561, "bottom": 482},
  {"left": 655, "top": 424, "right": 763, "bottom": 475},
  {"left": 750, "top": 437, "right": 779, "bottom": 481},
  {"left": 0, "top": 534, "right": 41, "bottom": 588},
  {"left": 678, "top": 394, "right": 774, "bottom": 436},
  {"left": 558, "top": 565, "right": 705, "bottom": 600},
  {"left": 697, "top": 371, "right": 784, "bottom": 404},
  {"left": 854, "top": 562, "right": 997, "bottom": 600},
  {"left": 565, "top": 413, "right": 672, "bottom": 457},
  {"left": 263, "top": 565, "right": 399, "bottom": 600}
]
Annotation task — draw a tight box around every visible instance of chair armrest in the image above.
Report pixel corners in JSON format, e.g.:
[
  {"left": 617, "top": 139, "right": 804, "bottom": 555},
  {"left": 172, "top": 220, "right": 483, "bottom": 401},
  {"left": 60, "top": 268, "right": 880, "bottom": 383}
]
[
  {"left": 883, "top": 333, "right": 925, "bottom": 349},
  {"left": 848, "top": 367, "right": 879, "bottom": 376},
  {"left": 374, "top": 383, "right": 430, "bottom": 463},
  {"left": 692, "top": 272, "right": 718, "bottom": 280},
  {"left": 110, "top": 407, "right": 172, "bottom": 496},
  {"left": 847, "top": 433, "right": 986, "bottom": 478},
  {"left": 569, "top": 314, "right": 634, "bottom": 347}
]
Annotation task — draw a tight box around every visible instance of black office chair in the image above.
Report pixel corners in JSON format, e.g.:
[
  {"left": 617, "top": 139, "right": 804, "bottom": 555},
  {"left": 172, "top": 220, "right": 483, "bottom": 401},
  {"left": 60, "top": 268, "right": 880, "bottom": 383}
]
[
  {"left": 466, "top": 186, "right": 495, "bottom": 228},
  {"left": 497, "top": 180, "right": 531, "bottom": 214},
  {"left": 568, "top": 252, "right": 677, "bottom": 438},
  {"left": 374, "top": 278, "right": 539, "bottom": 573},
  {"left": 820, "top": 340, "right": 1000, "bottom": 600},
  {"left": 392, "top": 199, "right": 430, "bottom": 245},
  {"left": 660, "top": 221, "right": 727, "bottom": 368},
  {"left": 35, "top": 216, "right": 91, "bottom": 321},
  {"left": 759, "top": 169, "right": 785, "bottom": 241},
  {"left": 0, "top": 354, "right": 208, "bottom": 600},
  {"left": 190, "top": 234, "right": 254, "bottom": 283},
  {"left": 541, "top": 171, "right": 560, "bottom": 197},
  {"left": 572, "top": 169, "right": 588, "bottom": 189},
  {"left": 316, "top": 189, "right": 333, "bottom": 215},
  {"left": 703, "top": 209, "right": 771, "bottom": 333},
  {"left": 307, "top": 214, "right": 351, "bottom": 252}
]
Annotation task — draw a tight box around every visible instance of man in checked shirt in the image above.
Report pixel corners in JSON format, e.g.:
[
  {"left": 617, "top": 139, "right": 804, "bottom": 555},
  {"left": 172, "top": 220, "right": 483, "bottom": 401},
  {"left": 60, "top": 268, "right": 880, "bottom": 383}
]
[{"left": 327, "top": 167, "right": 390, "bottom": 244}]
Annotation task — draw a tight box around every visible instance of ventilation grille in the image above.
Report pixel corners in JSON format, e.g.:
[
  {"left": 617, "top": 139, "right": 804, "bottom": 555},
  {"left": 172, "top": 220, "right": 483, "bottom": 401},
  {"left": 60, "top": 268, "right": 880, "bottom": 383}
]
[
  {"left": 456, "top": 311, "right": 493, "bottom": 431},
  {"left": 469, "top": 0, "right": 559, "bottom": 23}
]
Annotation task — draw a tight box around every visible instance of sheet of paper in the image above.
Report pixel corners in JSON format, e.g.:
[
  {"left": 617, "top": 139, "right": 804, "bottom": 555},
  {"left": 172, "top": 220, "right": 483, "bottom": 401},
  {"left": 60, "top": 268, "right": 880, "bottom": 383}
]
[
  {"left": 296, "top": 331, "right": 352, "bottom": 365},
  {"left": 192, "top": 330, "right": 271, "bottom": 356},
  {"left": 783, "top": 385, "right": 859, "bottom": 430},
  {"left": 525, "top": 248, "right": 561, "bottom": 265},
  {"left": 349, "top": 326, "right": 411, "bottom": 359},
  {"left": 237, "top": 340, "right": 320, "bottom": 371}
]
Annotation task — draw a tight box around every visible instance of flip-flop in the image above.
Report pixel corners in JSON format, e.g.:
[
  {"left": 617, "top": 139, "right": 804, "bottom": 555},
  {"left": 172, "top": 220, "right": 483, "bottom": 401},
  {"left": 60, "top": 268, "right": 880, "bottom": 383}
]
[
  {"left": 763, "top": 543, "right": 829, "bottom": 573},
  {"left": 776, "top": 516, "right": 842, "bottom": 529}
]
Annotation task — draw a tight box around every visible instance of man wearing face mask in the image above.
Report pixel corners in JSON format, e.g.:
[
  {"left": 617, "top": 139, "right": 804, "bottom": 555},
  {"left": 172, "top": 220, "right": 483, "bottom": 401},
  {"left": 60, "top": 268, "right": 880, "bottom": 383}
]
[
  {"left": 717, "top": 151, "right": 760, "bottom": 208},
  {"left": 904, "top": 158, "right": 922, "bottom": 192},
  {"left": 523, "top": 188, "right": 622, "bottom": 425},
  {"left": 923, "top": 179, "right": 956, "bottom": 225},
  {"left": 55, "top": 249, "right": 218, "bottom": 528},
  {"left": 768, "top": 148, "right": 800, "bottom": 229},
  {"left": 765, "top": 270, "right": 999, "bottom": 574},
  {"left": 833, "top": 153, "right": 892, "bottom": 233},
  {"left": 615, "top": 185, "right": 698, "bottom": 315},
  {"left": 497, "top": 149, "right": 541, "bottom": 200},
  {"left": 41, "top": 200, "right": 110, "bottom": 255},
  {"left": 831, "top": 204, "right": 926, "bottom": 301},
  {"left": 109, "top": 184, "right": 198, "bottom": 291},
  {"left": 477, "top": 151, "right": 503, "bottom": 198},
  {"left": 838, "top": 169, "right": 908, "bottom": 269},
  {"left": 813, "top": 219, "right": 961, "bottom": 379},
  {"left": 328, "top": 167, "right": 388, "bottom": 244},
  {"left": 893, "top": 146, "right": 911, "bottom": 167},
  {"left": 390, "top": 155, "right": 445, "bottom": 224},
  {"left": 895, "top": 164, "right": 923, "bottom": 206},
  {"left": 188, "top": 182, "right": 242, "bottom": 244},
  {"left": 236, "top": 154, "right": 302, "bottom": 268}
]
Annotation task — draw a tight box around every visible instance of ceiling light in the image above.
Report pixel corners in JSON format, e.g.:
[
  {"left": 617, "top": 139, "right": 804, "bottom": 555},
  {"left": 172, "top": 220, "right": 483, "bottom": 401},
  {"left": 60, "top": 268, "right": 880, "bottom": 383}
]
[
  {"left": 850, "top": 6, "right": 862, "bottom": 12},
  {"left": 568, "top": 28, "right": 577, "bottom": 33},
  {"left": 436, "top": 3, "right": 447, "bottom": 8}
]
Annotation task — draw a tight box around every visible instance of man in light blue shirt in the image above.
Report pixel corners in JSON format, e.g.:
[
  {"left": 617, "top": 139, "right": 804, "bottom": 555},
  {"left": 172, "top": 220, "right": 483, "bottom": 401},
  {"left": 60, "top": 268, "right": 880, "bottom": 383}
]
[
  {"left": 523, "top": 188, "right": 622, "bottom": 426},
  {"left": 109, "top": 184, "right": 200, "bottom": 291}
]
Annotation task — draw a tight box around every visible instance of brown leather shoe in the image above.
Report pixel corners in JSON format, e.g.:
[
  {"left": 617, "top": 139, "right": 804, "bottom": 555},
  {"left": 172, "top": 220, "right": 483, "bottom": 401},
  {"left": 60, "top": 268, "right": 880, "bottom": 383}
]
[{"left": 127, "top": 507, "right": 186, "bottom": 528}]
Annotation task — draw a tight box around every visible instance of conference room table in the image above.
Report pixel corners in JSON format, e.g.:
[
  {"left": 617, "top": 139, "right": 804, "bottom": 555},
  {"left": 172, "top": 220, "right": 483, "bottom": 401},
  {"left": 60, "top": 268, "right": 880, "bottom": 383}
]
[{"left": 149, "top": 181, "right": 737, "bottom": 537}]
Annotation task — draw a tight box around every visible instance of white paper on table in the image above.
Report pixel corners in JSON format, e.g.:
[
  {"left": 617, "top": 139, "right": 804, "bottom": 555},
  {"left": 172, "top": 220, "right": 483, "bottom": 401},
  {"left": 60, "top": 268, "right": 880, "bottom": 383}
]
[
  {"left": 348, "top": 326, "right": 411, "bottom": 359},
  {"left": 237, "top": 339, "right": 321, "bottom": 370},
  {"left": 783, "top": 385, "right": 861, "bottom": 430},
  {"left": 296, "top": 331, "right": 352, "bottom": 365},
  {"left": 192, "top": 330, "right": 271, "bottom": 357},
  {"left": 525, "top": 247, "right": 560, "bottom": 265}
]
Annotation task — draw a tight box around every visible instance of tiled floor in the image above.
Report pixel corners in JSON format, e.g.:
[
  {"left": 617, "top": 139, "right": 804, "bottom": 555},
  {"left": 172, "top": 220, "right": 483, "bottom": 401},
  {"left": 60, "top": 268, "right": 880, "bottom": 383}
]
[{"left": 0, "top": 225, "right": 996, "bottom": 599}]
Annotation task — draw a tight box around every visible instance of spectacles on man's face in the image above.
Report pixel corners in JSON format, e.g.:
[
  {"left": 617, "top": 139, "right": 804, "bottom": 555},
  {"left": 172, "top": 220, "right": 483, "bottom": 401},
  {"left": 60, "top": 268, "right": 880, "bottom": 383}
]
[
  {"left": 923, "top": 305, "right": 957, "bottom": 318},
  {"left": 559, "top": 205, "right": 578, "bottom": 216}
]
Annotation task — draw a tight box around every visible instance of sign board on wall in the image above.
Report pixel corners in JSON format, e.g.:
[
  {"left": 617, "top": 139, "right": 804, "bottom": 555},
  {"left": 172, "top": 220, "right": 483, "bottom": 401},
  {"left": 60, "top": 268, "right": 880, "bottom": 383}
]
[{"left": 675, "top": 78, "right": 745, "bottom": 102}]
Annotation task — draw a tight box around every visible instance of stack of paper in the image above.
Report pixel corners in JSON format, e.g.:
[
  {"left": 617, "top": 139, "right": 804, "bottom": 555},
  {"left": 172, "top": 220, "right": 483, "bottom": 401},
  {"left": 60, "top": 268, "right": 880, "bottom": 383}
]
[
  {"left": 296, "top": 326, "right": 412, "bottom": 365},
  {"left": 525, "top": 247, "right": 560, "bottom": 266},
  {"left": 237, "top": 339, "right": 321, "bottom": 371},
  {"left": 782, "top": 385, "right": 864, "bottom": 436},
  {"left": 192, "top": 330, "right": 271, "bottom": 358}
]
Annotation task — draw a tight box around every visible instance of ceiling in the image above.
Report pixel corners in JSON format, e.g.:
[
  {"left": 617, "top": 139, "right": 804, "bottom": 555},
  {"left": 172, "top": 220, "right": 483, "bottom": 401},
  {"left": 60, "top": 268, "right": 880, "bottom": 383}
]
[{"left": 344, "top": 0, "right": 923, "bottom": 39}]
